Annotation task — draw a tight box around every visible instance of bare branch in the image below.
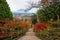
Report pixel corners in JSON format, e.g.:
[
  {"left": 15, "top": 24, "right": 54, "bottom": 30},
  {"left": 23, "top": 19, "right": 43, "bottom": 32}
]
[{"left": 25, "top": 0, "right": 41, "bottom": 11}]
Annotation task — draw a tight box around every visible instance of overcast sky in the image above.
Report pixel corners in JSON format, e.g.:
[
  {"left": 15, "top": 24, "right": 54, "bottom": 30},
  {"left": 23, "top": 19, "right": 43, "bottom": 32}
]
[{"left": 6, "top": 0, "right": 40, "bottom": 13}]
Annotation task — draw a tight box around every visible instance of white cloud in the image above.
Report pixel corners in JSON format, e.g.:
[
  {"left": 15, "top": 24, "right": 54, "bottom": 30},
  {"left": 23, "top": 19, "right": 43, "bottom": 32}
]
[
  {"left": 6, "top": 0, "right": 28, "bottom": 11},
  {"left": 6, "top": 0, "right": 40, "bottom": 13}
]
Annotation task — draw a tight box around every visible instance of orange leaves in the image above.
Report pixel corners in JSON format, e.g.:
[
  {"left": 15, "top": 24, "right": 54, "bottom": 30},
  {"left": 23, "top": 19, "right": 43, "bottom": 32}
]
[
  {"left": 9, "top": 21, "right": 15, "bottom": 25},
  {"left": 34, "top": 22, "right": 49, "bottom": 32},
  {"left": 20, "top": 21, "right": 31, "bottom": 28},
  {"left": 9, "top": 21, "right": 16, "bottom": 28},
  {"left": 25, "top": 21, "right": 31, "bottom": 26},
  {"left": 0, "top": 17, "right": 31, "bottom": 38},
  {"left": 0, "top": 19, "right": 30, "bottom": 29},
  {"left": 20, "top": 22, "right": 26, "bottom": 28},
  {"left": 3, "top": 24, "right": 9, "bottom": 28}
]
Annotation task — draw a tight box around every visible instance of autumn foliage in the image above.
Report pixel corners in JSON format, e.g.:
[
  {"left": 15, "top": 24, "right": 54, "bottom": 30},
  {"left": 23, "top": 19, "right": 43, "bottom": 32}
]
[
  {"left": 0, "top": 17, "right": 30, "bottom": 38},
  {"left": 34, "top": 22, "right": 49, "bottom": 32}
]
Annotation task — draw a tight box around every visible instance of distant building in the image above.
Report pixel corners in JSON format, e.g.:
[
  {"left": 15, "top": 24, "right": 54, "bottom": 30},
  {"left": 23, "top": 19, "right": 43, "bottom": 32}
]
[
  {"left": 12, "top": 11, "right": 34, "bottom": 22},
  {"left": 13, "top": 13, "right": 34, "bottom": 18},
  {"left": 21, "top": 15, "right": 31, "bottom": 22},
  {"left": 13, "top": 13, "right": 32, "bottom": 23}
]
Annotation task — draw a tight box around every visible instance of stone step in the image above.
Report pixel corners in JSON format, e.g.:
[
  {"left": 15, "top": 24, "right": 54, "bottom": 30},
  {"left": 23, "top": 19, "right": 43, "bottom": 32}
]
[
  {"left": 18, "top": 36, "right": 41, "bottom": 40},
  {"left": 25, "top": 32, "right": 35, "bottom": 36},
  {"left": 17, "top": 28, "right": 41, "bottom": 40}
]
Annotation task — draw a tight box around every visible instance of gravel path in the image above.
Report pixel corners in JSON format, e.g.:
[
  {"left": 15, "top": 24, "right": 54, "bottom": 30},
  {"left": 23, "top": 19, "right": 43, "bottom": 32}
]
[{"left": 17, "top": 28, "right": 41, "bottom": 40}]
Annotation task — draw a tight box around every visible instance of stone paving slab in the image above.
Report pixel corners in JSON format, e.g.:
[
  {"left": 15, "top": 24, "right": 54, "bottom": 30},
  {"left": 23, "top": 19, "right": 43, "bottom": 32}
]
[
  {"left": 18, "top": 36, "right": 41, "bottom": 40},
  {"left": 17, "top": 28, "right": 41, "bottom": 40}
]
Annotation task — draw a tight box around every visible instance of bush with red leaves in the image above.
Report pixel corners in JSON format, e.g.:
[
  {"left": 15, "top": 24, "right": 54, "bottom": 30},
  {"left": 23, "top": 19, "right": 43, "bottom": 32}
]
[{"left": 34, "top": 22, "right": 49, "bottom": 32}]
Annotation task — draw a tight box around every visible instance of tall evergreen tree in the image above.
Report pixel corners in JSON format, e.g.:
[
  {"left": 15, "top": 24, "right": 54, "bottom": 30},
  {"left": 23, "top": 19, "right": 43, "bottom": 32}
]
[
  {"left": 31, "top": 14, "right": 37, "bottom": 24},
  {"left": 0, "top": 0, "right": 13, "bottom": 20},
  {"left": 37, "top": 2, "right": 60, "bottom": 22}
]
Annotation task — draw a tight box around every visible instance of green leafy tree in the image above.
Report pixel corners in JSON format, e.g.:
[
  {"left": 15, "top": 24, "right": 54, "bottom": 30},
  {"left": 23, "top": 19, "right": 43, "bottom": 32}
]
[
  {"left": 37, "top": 9, "right": 48, "bottom": 22},
  {"left": 37, "top": 2, "right": 60, "bottom": 22},
  {"left": 0, "top": 0, "right": 13, "bottom": 20},
  {"left": 31, "top": 14, "right": 37, "bottom": 24}
]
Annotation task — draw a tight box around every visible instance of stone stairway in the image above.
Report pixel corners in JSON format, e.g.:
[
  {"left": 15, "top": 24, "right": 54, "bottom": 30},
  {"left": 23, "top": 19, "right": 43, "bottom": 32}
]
[{"left": 17, "top": 28, "right": 41, "bottom": 40}]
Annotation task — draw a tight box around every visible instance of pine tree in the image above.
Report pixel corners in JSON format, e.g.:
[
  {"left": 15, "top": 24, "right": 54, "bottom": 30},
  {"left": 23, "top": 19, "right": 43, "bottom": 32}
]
[{"left": 0, "top": 0, "right": 13, "bottom": 20}]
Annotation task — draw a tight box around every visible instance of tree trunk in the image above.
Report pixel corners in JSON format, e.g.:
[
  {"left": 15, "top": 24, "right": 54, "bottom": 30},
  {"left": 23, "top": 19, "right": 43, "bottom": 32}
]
[
  {"left": 57, "top": 15, "right": 59, "bottom": 27},
  {"left": 36, "top": 14, "right": 39, "bottom": 22}
]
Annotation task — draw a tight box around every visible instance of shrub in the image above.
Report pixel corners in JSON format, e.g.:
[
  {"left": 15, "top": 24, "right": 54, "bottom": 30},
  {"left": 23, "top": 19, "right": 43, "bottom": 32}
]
[
  {"left": 0, "top": 17, "right": 30, "bottom": 39},
  {"left": 34, "top": 22, "right": 49, "bottom": 32},
  {"left": 0, "top": 0, "right": 13, "bottom": 20}
]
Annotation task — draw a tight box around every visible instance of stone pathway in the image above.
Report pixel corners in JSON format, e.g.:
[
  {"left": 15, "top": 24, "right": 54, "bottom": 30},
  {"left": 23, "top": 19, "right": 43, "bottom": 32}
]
[{"left": 18, "top": 28, "right": 41, "bottom": 40}]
